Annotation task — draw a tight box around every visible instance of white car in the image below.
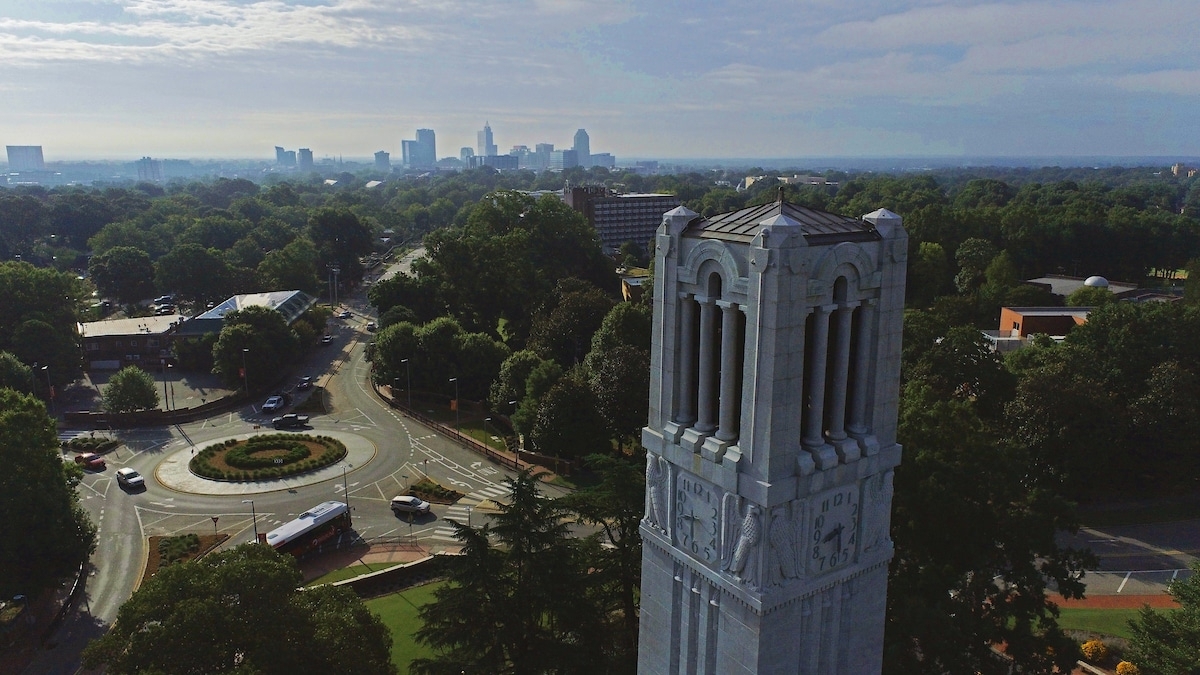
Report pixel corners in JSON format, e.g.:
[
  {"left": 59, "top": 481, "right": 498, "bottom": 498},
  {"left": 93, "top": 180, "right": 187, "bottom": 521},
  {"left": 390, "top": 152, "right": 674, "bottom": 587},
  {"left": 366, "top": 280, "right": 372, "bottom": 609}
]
[
  {"left": 390, "top": 495, "right": 431, "bottom": 515},
  {"left": 262, "top": 396, "right": 285, "bottom": 412},
  {"left": 339, "top": 311, "right": 352, "bottom": 319},
  {"left": 116, "top": 467, "right": 145, "bottom": 490}
]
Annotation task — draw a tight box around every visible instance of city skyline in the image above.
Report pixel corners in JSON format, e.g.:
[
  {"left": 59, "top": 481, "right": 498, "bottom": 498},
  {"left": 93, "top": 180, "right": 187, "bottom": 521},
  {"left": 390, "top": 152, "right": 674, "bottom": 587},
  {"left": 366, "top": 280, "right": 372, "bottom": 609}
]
[{"left": 2, "top": 1, "right": 1199, "bottom": 160}]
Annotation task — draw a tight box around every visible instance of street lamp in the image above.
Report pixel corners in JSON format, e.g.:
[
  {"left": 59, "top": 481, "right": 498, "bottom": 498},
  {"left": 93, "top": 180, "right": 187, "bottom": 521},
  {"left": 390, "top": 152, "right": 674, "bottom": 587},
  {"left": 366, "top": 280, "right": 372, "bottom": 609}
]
[
  {"left": 161, "top": 359, "right": 169, "bottom": 411},
  {"left": 342, "top": 463, "right": 352, "bottom": 510},
  {"left": 448, "top": 377, "right": 459, "bottom": 432},
  {"left": 242, "top": 499, "right": 259, "bottom": 541},
  {"left": 42, "top": 365, "right": 53, "bottom": 414},
  {"left": 401, "top": 358, "right": 411, "bottom": 409},
  {"left": 241, "top": 348, "right": 250, "bottom": 394},
  {"left": 484, "top": 417, "right": 494, "bottom": 449}
]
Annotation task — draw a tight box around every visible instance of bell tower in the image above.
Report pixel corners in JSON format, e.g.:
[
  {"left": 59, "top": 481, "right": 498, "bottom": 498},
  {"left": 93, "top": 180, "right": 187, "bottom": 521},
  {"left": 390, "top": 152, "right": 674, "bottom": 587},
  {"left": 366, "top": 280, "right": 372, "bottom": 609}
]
[{"left": 637, "top": 200, "right": 906, "bottom": 674}]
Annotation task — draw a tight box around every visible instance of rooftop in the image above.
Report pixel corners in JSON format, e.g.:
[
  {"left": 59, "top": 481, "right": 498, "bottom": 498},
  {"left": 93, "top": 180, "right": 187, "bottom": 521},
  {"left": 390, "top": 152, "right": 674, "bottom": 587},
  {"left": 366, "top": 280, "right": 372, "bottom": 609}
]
[
  {"left": 79, "top": 314, "right": 185, "bottom": 339},
  {"left": 689, "top": 200, "right": 880, "bottom": 245}
]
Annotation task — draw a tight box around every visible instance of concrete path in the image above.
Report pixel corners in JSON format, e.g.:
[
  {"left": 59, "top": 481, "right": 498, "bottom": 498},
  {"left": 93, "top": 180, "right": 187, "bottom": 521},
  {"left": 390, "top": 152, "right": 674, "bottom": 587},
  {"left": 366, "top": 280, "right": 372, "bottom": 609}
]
[{"left": 154, "top": 430, "right": 377, "bottom": 496}]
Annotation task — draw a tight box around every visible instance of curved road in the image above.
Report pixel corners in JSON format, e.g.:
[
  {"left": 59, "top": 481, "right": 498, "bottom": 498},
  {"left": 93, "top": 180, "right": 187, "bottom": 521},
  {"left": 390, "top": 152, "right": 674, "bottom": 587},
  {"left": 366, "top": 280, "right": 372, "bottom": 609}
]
[{"left": 25, "top": 291, "right": 547, "bottom": 674}]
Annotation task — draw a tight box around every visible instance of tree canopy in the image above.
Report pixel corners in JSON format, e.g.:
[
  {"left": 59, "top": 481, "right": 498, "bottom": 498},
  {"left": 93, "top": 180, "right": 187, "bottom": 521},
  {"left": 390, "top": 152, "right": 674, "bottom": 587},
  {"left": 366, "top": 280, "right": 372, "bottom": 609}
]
[
  {"left": 0, "top": 388, "right": 96, "bottom": 599},
  {"left": 82, "top": 544, "right": 395, "bottom": 675},
  {"left": 102, "top": 365, "right": 160, "bottom": 413}
]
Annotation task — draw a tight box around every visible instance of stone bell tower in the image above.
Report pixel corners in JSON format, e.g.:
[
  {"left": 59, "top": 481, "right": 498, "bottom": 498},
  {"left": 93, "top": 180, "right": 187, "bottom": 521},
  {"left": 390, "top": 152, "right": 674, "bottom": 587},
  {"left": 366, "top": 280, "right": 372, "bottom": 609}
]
[{"left": 637, "top": 198, "right": 906, "bottom": 674}]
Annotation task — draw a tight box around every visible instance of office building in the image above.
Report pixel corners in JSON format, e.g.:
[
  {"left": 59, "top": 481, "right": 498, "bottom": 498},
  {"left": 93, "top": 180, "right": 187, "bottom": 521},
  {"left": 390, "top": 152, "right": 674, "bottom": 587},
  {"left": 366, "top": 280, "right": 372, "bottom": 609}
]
[
  {"left": 468, "top": 154, "right": 518, "bottom": 170},
  {"left": 637, "top": 201, "right": 907, "bottom": 674},
  {"left": 460, "top": 147, "right": 474, "bottom": 163},
  {"left": 6, "top": 145, "right": 45, "bottom": 171},
  {"left": 477, "top": 122, "right": 497, "bottom": 157},
  {"left": 549, "top": 149, "right": 579, "bottom": 171},
  {"left": 573, "top": 129, "right": 591, "bottom": 168},
  {"left": 375, "top": 151, "right": 391, "bottom": 171},
  {"left": 297, "top": 148, "right": 314, "bottom": 172},
  {"left": 402, "top": 128, "right": 437, "bottom": 169},
  {"left": 564, "top": 186, "right": 680, "bottom": 254},
  {"left": 590, "top": 152, "right": 615, "bottom": 168},
  {"left": 136, "top": 157, "right": 163, "bottom": 182}
]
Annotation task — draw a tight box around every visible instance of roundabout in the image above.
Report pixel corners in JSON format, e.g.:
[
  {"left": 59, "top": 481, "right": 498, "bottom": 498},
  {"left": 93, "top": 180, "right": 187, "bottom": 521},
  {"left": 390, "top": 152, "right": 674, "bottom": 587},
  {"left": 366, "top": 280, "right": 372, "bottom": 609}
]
[{"left": 154, "top": 430, "right": 378, "bottom": 496}]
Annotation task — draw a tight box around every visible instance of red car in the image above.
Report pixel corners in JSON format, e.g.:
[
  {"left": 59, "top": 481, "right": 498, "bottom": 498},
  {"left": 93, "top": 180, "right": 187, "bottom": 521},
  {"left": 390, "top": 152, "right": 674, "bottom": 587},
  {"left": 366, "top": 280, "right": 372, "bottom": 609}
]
[{"left": 74, "top": 453, "right": 106, "bottom": 470}]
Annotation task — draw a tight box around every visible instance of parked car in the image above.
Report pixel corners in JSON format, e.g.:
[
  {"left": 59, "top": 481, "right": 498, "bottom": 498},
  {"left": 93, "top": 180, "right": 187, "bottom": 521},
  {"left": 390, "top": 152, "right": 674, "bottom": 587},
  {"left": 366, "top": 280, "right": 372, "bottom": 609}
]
[
  {"left": 154, "top": 295, "right": 175, "bottom": 305},
  {"left": 321, "top": 334, "right": 334, "bottom": 345},
  {"left": 115, "top": 467, "right": 146, "bottom": 490},
  {"left": 272, "top": 413, "right": 310, "bottom": 429},
  {"left": 297, "top": 376, "right": 314, "bottom": 391},
  {"left": 339, "top": 310, "right": 352, "bottom": 319},
  {"left": 390, "top": 495, "right": 431, "bottom": 515},
  {"left": 74, "top": 453, "right": 106, "bottom": 470}
]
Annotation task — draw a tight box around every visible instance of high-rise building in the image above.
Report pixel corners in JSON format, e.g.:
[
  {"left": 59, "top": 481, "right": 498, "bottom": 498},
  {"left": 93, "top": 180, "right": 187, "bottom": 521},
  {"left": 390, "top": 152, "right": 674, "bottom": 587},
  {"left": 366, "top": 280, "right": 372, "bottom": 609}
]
[
  {"left": 637, "top": 200, "right": 907, "bottom": 674},
  {"left": 402, "top": 129, "right": 436, "bottom": 169},
  {"left": 564, "top": 187, "right": 680, "bottom": 255},
  {"left": 274, "top": 146, "right": 297, "bottom": 167},
  {"left": 549, "top": 149, "right": 578, "bottom": 171},
  {"left": 297, "top": 148, "right": 314, "bottom": 172},
  {"left": 6, "top": 146, "right": 45, "bottom": 172},
  {"left": 136, "top": 157, "right": 162, "bottom": 182},
  {"left": 375, "top": 151, "right": 391, "bottom": 171},
  {"left": 460, "top": 147, "right": 475, "bottom": 163},
  {"left": 477, "top": 122, "right": 497, "bottom": 157},
  {"left": 573, "top": 129, "right": 591, "bottom": 168}
]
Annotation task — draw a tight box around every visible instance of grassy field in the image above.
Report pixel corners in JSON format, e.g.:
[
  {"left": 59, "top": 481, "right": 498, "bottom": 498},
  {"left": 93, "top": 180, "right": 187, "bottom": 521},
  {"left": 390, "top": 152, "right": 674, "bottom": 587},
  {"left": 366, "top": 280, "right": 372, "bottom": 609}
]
[
  {"left": 304, "top": 561, "right": 403, "bottom": 586},
  {"left": 366, "top": 582, "right": 445, "bottom": 674},
  {"left": 1058, "top": 607, "right": 1142, "bottom": 640}
]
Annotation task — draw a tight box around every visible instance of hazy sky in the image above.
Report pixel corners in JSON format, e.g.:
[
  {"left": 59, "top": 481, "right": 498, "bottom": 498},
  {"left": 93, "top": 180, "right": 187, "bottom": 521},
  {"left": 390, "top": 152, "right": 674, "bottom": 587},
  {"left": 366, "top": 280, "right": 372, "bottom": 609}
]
[{"left": 2, "top": 0, "right": 1198, "bottom": 160}]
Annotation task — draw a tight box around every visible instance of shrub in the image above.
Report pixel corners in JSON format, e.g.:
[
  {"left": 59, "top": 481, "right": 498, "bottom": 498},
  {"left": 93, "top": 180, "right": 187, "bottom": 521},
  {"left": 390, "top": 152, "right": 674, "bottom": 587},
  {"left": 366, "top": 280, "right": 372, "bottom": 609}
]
[
  {"left": 1081, "top": 639, "right": 1108, "bottom": 662},
  {"left": 1116, "top": 662, "right": 1140, "bottom": 675}
]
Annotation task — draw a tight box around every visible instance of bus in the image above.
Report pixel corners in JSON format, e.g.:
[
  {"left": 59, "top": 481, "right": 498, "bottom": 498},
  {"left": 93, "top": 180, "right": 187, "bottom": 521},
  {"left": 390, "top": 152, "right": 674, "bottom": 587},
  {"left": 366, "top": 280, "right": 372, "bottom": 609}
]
[{"left": 265, "top": 501, "right": 351, "bottom": 557}]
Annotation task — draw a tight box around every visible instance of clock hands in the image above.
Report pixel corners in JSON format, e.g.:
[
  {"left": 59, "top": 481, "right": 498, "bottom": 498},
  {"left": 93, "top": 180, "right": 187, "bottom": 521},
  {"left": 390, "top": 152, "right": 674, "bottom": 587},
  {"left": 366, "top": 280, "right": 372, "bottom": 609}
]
[{"left": 823, "top": 523, "right": 845, "bottom": 552}]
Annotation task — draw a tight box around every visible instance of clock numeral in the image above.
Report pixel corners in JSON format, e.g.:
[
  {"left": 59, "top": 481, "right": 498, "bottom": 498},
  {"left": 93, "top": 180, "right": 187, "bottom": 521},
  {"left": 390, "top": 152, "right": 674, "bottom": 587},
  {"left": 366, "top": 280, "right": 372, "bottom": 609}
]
[{"left": 812, "top": 545, "right": 821, "bottom": 560}]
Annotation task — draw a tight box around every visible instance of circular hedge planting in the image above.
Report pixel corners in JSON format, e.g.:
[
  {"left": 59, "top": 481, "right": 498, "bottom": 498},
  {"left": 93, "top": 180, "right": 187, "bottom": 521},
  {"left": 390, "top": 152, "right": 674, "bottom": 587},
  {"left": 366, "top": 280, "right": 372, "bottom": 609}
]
[{"left": 189, "top": 434, "right": 347, "bottom": 481}]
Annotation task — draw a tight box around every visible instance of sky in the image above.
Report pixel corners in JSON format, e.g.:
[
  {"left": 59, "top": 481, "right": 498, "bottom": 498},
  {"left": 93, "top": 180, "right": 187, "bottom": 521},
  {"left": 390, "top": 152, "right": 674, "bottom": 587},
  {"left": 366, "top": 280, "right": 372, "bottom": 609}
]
[{"left": 2, "top": 0, "right": 1199, "bottom": 161}]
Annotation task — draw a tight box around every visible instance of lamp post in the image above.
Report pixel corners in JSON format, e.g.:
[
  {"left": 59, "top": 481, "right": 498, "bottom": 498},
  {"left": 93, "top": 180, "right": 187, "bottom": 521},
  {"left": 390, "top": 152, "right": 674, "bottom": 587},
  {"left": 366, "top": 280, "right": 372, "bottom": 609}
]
[
  {"left": 241, "top": 348, "right": 250, "bottom": 394},
  {"left": 342, "top": 463, "right": 351, "bottom": 510},
  {"left": 242, "top": 499, "right": 258, "bottom": 541},
  {"left": 484, "top": 417, "right": 494, "bottom": 450},
  {"left": 30, "top": 361, "right": 38, "bottom": 396},
  {"left": 161, "top": 359, "right": 169, "bottom": 411},
  {"left": 448, "top": 377, "right": 459, "bottom": 432},
  {"left": 401, "top": 358, "right": 411, "bottom": 408},
  {"left": 42, "top": 365, "right": 53, "bottom": 414}
]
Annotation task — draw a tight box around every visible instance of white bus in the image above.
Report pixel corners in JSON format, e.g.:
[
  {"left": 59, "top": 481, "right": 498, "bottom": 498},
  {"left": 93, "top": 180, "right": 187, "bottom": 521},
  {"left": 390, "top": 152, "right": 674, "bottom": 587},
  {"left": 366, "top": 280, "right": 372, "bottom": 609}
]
[{"left": 265, "top": 501, "right": 351, "bottom": 557}]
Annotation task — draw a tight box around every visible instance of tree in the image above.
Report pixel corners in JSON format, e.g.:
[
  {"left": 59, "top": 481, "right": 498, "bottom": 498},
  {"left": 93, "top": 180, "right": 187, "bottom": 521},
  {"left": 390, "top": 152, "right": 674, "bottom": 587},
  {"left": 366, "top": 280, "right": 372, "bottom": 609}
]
[
  {"left": 530, "top": 376, "right": 610, "bottom": 460},
  {"left": 1065, "top": 285, "right": 1115, "bottom": 307},
  {"left": 0, "top": 262, "right": 86, "bottom": 386},
  {"left": 0, "top": 351, "right": 33, "bottom": 392},
  {"left": 88, "top": 246, "right": 156, "bottom": 305},
  {"left": 155, "top": 242, "right": 234, "bottom": 304},
  {"left": 82, "top": 544, "right": 395, "bottom": 675},
  {"left": 884, "top": 382, "right": 1093, "bottom": 675},
  {"left": 906, "top": 241, "right": 952, "bottom": 309},
  {"left": 257, "top": 236, "right": 321, "bottom": 294},
  {"left": 413, "top": 470, "right": 606, "bottom": 675},
  {"left": 953, "top": 237, "right": 999, "bottom": 294},
  {"left": 211, "top": 305, "right": 300, "bottom": 390},
  {"left": 102, "top": 366, "right": 160, "bottom": 412},
  {"left": 488, "top": 350, "right": 545, "bottom": 415},
  {"left": 0, "top": 389, "right": 96, "bottom": 599},
  {"left": 526, "top": 279, "right": 615, "bottom": 366},
  {"left": 586, "top": 343, "right": 650, "bottom": 449},
  {"left": 1128, "top": 561, "right": 1200, "bottom": 675},
  {"left": 559, "top": 455, "right": 646, "bottom": 670},
  {"left": 307, "top": 207, "right": 375, "bottom": 286}
]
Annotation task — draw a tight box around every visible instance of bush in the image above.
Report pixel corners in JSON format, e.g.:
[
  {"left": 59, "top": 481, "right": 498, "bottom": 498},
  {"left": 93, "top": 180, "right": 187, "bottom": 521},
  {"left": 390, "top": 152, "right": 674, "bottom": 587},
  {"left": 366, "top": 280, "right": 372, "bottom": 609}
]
[
  {"left": 1081, "top": 639, "right": 1109, "bottom": 662},
  {"left": 1116, "top": 662, "right": 1140, "bottom": 675}
]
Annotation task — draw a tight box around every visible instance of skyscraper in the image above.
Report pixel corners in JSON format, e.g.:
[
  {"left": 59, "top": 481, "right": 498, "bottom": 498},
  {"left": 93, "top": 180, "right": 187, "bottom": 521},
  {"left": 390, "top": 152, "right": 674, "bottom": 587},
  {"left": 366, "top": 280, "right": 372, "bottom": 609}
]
[
  {"left": 297, "top": 148, "right": 314, "bottom": 172},
  {"left": 375, "top": 150, "right": 391, "bottom": 171},
  {"left": 573, "top": 129, "right": 590, "bottom": 168},
  {"left": 6, "top": 146, "right": 45, "bottom": 171},
  {"left": 274, "top": 146, "right": 296, "bottom": 167},
  {"left": 401, "top": 129, "right": 436, "bottom": 169},
  {"left": 136, "top": 157, "right": 162, "bottom": 182},
  {"left": 477, "top": 122, "right": 497, "bottom": 157}
]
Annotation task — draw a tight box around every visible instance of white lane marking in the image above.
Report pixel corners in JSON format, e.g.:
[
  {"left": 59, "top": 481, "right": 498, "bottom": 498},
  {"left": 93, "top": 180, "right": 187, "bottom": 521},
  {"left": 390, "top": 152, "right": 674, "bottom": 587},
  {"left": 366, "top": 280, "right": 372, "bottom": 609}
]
[{"left": 1117, "top": 572, "right": 1131, "bottom": 593}]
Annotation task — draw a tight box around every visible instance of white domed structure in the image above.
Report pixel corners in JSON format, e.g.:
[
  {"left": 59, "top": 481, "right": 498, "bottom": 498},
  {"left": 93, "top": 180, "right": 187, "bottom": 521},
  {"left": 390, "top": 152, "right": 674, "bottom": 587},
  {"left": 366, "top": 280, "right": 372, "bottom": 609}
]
[{"left": 1083, "top": 275, "right": 1109, "bottom": 288}]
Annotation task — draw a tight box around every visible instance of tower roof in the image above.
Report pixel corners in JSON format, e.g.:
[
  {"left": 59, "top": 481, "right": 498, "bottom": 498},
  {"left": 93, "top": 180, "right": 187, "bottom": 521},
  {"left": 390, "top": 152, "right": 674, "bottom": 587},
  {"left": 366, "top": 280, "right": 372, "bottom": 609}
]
[{"left": 688, "top": 200, "right": 880, "bottom": 245}]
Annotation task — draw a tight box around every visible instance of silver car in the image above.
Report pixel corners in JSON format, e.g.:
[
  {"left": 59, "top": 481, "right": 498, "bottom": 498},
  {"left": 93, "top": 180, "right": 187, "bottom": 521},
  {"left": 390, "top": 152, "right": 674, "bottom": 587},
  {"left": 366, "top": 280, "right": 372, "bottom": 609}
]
[
  {"left": 116, "top": 467, "right": 145, "bottom": 490},
  {"left": 390, "top": 495, "right": 431, "bottom": 515}
]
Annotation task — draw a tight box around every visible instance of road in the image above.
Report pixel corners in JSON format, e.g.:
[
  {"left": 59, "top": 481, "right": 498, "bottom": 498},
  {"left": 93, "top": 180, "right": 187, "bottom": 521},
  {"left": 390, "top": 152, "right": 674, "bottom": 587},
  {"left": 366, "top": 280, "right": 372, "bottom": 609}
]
[{"left": 24, "top": 289, "right": 551, "bottom": 674}]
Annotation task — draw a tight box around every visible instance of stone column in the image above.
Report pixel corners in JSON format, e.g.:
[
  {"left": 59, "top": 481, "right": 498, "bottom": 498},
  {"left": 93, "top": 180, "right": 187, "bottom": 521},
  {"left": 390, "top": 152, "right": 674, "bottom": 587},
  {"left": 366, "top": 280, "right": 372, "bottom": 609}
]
[
  {"left": 716, "top": 301, "right": 741, "bottom": 443},
  {"left": 802, "top": 304, "right": 838, "bottom": 468},
  {"left": 847, "top": 300, "right": 879, "bottom": 455},
  {"left": 827, "top": 302, "right": 860, "bottom": 463},
  {"left": 677, "top": 293, "right": 698, "bottom": 426},
  {"left": 696, "top": 297, "right": 718, "bottom": 433}
]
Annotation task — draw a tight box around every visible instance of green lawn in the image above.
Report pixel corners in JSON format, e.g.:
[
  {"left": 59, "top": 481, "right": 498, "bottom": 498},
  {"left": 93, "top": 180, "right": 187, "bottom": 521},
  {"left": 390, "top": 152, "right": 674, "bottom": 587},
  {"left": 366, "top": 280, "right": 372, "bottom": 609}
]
[
  {"left": 304, "top": 561, "right": 403, "bottom": 586},
  {"left": 366, "top": 581, "right": 445, "bottom": 674},
  {"left": 1058, "top": 607, "right": 1142, "bottom": 640}
]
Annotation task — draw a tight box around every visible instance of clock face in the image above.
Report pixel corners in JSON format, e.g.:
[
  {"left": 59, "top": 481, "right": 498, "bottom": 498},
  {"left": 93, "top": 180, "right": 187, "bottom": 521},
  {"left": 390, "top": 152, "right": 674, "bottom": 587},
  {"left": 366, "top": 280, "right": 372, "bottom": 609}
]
[
  {"left": 808, "top": 486, "right": 859, "bottom": 575},
  {"left": 675, "top": 471, "right": 720, "bottom": 566}
]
